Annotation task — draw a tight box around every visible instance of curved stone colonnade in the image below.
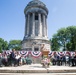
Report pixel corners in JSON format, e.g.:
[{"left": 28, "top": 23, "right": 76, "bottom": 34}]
[{"left": 24, "top": 0, "right": 48, "bottom": 39}]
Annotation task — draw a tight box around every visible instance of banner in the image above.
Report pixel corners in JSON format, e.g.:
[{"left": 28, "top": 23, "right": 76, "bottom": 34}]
[
  {"left": 20, "top": 51, "right": 29, "bottom": 57},
  {"left": 48, "top": 51, "right": 53, "bottom": 56},
  {"left": 31, "top": 51, "right": 42, "bottom": 58},
  {"left": 57, "top": 52, "right": 64, "bottom": 56}
]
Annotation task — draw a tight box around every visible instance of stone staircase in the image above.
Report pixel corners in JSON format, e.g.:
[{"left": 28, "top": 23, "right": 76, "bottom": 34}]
[{"left": 0, "top": 64, "right": 76, "bottom": 75}]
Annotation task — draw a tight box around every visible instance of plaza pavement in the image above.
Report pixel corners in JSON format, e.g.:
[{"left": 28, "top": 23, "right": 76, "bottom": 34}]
[{"left": 0, "top": 64, "right": 76, "bottom": 75}]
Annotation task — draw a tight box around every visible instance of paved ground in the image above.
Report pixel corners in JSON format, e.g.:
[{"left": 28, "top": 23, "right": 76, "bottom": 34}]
[
  {"left": 0, "top": 73, "right": 76, "bottom": 75},
  {"left": 0, "top": 64, "right": 76, "bottom": 75}
]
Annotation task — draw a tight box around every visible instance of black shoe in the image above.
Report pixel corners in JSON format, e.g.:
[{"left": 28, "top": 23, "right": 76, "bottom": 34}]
[{"left": 72, "top": 65, "right": 74, "bottom": 67}]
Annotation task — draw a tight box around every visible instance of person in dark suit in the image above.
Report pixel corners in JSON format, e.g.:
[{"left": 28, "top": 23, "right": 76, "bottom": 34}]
[
  {"left": 10, "top": 49, "right": 16, "bottom": 66},
  {"left": 74, "top": 53, "right": 76, "bottom": 66}
]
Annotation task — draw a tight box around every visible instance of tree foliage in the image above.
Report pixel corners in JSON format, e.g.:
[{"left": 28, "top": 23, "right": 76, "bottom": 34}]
[
  {"left": 0, "top": 38, "right": 22, "bottom": 51},
  {"left": 51, "top": 26, "right": 76, "bottom": 51},
  {"left": 66, "top": 26, "right": 76, "bottom": 51},
  {"left": 0, "top": 38, "right": 8, "bottom": 52},
  {"left": 8, "top": 40, "right": 22, "bottom": 50},
  {"left": 51, "top": 34, "right": 60, "bottom": 51}
]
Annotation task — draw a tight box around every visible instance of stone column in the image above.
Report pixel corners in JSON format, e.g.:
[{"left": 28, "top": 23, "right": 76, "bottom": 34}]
[
  {"left": 27, "top": 14, "right": 30, "bottom": 36},
  {"left": 25, "top": 15, "right": 27, "bottom": 36},
  {"left": 38, "top": 13, "right": 42, "bottom": 36},
  {"left": 42, "top": 14, "right": 46, "bottom": 37},
  {"left": 45, "top": 16, "right": 47, "bottom": 37},
  {"left": 31, "top": 13, "right": 35, "bottom": 36}
]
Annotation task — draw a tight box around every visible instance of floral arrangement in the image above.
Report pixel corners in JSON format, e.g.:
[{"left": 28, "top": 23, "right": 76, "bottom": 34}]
[{"left": 41, "top": 58, "right": 50, "bottom": 67}]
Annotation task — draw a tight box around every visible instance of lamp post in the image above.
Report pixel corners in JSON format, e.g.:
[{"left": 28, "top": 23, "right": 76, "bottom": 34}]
[{"left": 63, "top": 38, "right": 66, "bottom": 51}]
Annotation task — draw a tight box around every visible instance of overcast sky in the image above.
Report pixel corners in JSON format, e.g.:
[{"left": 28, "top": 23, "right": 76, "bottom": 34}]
[{"left": 0, "top": 0, "right": 76, "bottom": 42}]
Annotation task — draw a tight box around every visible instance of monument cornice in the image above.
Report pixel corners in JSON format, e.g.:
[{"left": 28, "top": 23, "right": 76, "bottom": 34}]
[
  {"left": 24, "top": 7, "right": 48, "bottom": 17},
  {"left": 24, "top": 0, "right": 48, "bottom": 15},
  {"left": 24, "top": 5, "right": 48, "bottom": 15}
]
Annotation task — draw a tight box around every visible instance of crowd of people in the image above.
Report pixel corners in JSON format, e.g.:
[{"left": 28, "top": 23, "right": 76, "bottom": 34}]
[
  {"left": 50, "top": 51, "right": 76, "bottom": 66},
  {"left": 0, "top": 49, "right": 26, "bottom": 67},
  {"left": 0, "top": 49, "right": 76, "bottom": 67}
]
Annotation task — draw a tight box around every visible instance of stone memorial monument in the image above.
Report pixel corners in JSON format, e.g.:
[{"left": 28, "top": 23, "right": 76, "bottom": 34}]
[
  {"left": 22, "top": 0, "right": 50, "bottom": 51},
  {"left": 22, "top": 0, "right": 50, "bottom": 63}
]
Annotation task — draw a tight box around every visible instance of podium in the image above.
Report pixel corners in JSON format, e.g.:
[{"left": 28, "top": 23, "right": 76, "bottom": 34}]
[
  {"left": 42, "top": 50, "right": 49, "bottom": 58},
  {"left": 41, "top": 50, "right": 50, "bottom": 67}
]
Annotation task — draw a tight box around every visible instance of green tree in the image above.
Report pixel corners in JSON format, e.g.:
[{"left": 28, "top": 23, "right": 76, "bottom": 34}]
[
  {"left": 66, "top": 26, "right": 76, "bottom": 51},
  {"left": 8, "top": 40, "right": 22, "bottom": 50},
  {"left": 66, "top": 42, "right": 72, "bottom": 51},
  {"left": 51, "top": 34, "right": 60, "bottom": 51},
  {"left": 2, "top": 41, "right": 8, "bottom": 50},
  {"left": 57, "top": 28, "right": 68, "bottom": 51},
  {"left": 0, "top": 38, "right": 8, "bottom": 52},
  {"left": 51, "top": 26, "right": 76, "bottom": 51}
]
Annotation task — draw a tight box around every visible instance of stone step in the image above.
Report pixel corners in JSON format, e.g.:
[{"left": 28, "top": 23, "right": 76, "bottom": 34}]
[
  {"left": 0, "top": 69, "right": 76, "bottom": 73},
  {"left": 47, "top": 69, "right": 76, "bottom": 73},
  {"left": 0, "top": 73, "right": 76, "bottom": 75},
  {"left": 0, "top": 64, "right": 76, "bottom": 73}
]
